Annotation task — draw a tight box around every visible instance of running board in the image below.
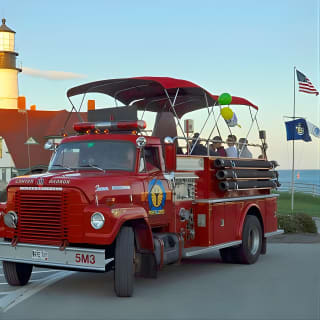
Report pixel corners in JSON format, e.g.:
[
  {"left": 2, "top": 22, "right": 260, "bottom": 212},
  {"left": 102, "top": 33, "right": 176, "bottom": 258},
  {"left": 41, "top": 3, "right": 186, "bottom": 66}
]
[
  {"left": 183, "top": 240, "right": 242, "bottom": 258},
  {"left": 264, "top": 229, "right": 284, "bottom": 237}
]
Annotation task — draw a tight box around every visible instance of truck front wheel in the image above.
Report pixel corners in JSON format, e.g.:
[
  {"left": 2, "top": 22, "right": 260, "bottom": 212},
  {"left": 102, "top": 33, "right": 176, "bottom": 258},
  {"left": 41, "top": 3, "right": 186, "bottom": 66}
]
[
  {"left": 3, "top": 261, "right": 33, "bottom": 286},
  {"left": 114, "top": 226, "right": 135, "bottom": 297},
  {"left": 235, "top": 215, "right": 262, "bottom": 264}
]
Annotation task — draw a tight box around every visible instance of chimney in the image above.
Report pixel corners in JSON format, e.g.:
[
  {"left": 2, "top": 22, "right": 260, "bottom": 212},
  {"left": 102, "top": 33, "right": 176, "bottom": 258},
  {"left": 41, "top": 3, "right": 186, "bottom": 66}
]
[
  {"left": 17, "top": 96, "right": 26, "bottom": 110},
  {"left": 88, "top": 100, "right": 95, "bottom": 111},
  {"left": 30, "top": 105, "right": 36, "bottom": 111}
]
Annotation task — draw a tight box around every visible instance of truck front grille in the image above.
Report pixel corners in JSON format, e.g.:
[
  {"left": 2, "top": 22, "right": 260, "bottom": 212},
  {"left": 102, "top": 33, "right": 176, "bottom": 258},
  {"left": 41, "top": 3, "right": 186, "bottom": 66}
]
[{"left": 15, "top": 191, "right": 67, "bottom": 246}]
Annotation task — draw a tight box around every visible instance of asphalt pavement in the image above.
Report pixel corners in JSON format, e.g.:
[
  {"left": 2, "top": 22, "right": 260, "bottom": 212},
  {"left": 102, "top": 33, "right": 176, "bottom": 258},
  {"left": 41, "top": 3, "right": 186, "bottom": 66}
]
[{"left": 1, "top": 243, "right": 320, "bottom": 320}]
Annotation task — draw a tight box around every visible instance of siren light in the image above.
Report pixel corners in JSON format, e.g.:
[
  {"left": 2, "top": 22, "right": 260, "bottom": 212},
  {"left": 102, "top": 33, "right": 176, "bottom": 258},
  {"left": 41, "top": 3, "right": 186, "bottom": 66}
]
[{"left": 73, "top": 120, "right": 147, "bottom": 133}]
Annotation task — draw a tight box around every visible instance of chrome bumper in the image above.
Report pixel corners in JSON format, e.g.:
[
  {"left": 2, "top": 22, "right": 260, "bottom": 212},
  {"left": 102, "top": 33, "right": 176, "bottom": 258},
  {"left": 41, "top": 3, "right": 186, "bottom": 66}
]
[
  {"left": 0, "top": 241, "right": 113, "bottom": 271},
  {"left": 264, "top": 229, "right": 284, "bottom": 238}
]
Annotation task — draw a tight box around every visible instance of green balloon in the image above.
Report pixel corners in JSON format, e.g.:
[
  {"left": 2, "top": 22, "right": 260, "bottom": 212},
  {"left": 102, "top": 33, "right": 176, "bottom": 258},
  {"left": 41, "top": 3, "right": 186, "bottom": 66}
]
[{"left": 218, "top": 93, "right": 232, "bottom": 105}]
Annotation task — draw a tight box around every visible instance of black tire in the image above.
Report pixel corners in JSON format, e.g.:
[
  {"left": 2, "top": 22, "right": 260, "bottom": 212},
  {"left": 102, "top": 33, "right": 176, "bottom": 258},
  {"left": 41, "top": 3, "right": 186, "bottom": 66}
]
[
  {"left": 114, "top": 226, "right": 135, "bottom": 297},
  {"left": 234, "top": 215, "right": 262, "bottom": 264},
  {"left": 3, "top": 261, "right": 33, "bottom": 286}
]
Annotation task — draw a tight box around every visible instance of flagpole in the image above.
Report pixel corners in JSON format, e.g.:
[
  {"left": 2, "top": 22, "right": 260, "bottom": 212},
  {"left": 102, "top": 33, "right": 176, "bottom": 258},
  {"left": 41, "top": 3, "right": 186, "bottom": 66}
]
[{"left": 291, "top": 66, "right": 296, "bottom": 213}]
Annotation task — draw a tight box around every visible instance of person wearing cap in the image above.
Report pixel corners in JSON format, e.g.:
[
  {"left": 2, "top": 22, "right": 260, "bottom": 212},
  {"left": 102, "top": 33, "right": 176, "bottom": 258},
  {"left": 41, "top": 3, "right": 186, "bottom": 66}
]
[
  {"left": 210, "top": 136, "right": 227, "bottom": 157},
  {"left": 190, "top": 133, "right": 207, "bottom": 155},
  {"left": 238, "top": 138, "right": 252, "bottom": 158}
]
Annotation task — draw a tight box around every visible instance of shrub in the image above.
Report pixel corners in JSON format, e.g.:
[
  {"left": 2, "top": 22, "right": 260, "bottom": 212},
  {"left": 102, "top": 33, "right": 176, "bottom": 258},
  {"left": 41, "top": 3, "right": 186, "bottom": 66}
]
[{"left": 278, "top": 214, "right": 317, "bottom": 233}]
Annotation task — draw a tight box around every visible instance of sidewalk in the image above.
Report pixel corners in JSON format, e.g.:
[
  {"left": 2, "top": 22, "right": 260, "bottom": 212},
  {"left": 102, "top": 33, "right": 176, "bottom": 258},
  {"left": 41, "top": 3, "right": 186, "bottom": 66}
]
[
  {"left": 312, "top": 217, "right": 320, "bottom": 233},
  {"left": 268, "top": 233, "right": 320, "bottom": 243}
]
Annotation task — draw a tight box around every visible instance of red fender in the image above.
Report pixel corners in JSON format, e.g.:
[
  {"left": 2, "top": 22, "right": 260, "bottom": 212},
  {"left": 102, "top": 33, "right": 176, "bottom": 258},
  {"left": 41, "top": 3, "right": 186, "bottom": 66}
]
[{"left": 236, "top": 203, "right": 263, "bottom": 240}]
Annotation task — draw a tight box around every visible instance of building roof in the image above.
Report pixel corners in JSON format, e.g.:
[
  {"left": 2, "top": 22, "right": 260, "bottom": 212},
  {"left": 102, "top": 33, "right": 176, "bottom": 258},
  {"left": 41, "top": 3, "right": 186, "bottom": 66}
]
[
  {"left": 0, "top": 109, "right": 86, "bottom": 170},
  {"left": 0, "top": 18, "right": 15, "bottom": 33}
]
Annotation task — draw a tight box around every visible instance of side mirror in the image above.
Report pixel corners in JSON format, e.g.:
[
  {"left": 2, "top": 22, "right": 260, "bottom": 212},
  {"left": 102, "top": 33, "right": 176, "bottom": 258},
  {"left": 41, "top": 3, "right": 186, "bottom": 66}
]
[
  {"left": 44, "top": 141, "right": 55, "bottom": 151},
  {"left": 136, "top": 136, "right": 146, "bottom": 149},
  {"left": 164, "top": 137, "right": 176, "bottom": 172}
]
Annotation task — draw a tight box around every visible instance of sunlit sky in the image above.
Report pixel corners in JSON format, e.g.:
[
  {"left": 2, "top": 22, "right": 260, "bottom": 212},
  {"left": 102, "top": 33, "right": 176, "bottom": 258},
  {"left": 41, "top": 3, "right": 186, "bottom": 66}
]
[{"left": 2, "top": 0, "right": 320, "bottom": 169}]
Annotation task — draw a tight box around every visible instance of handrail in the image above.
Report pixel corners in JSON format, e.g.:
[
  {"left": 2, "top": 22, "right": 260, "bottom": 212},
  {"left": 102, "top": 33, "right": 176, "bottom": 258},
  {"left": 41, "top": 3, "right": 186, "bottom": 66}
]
[
  {"left": 172, "top": 136, "right": 264, "bottom": 156},
  {"left": 278, "top": 181, "right": 320, "bottom": 197}
]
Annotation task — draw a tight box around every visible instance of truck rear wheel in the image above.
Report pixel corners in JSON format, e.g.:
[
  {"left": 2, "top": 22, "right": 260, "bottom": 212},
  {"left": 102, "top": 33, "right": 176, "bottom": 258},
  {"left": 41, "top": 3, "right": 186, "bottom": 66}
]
[
  {"left": 114, "top": 226, "right": 135, "bottom": 297},
  {"left": 234, "top": 215, "right": 262, "bottom": 264},
  {"left": 219, "top": 247, "right": 236, "bottom": 263},
  {"left": 3, "top": 261, "right": 33, "bottom": 286}
]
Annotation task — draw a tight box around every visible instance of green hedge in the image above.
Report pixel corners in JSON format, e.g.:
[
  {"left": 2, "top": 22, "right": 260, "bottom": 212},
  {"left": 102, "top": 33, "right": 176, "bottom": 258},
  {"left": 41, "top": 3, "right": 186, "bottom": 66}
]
[{"left": 278, "top": 214, "right": 317, "bottom": 233}]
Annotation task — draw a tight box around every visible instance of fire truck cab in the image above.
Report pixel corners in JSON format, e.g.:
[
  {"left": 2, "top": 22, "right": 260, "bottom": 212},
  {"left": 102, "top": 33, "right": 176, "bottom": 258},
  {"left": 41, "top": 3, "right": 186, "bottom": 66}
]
[{"left": 0, "top": 77, "right": 282, "bottom": 297}]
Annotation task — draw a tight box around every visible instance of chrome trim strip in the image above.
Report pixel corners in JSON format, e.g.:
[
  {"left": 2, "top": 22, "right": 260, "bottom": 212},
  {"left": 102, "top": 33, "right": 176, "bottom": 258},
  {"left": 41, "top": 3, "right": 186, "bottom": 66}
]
[
  {"left": 183, "top": 240, "right": 242, "bottom": 257},
  {"left": 0, "top": 242, "right": 107, "bottom": 271},
  {"left": 264, "top": 229, "right": 284, "bottom": 237},
  {"left": 0, "top": 258, "right": 106, "bottom": 271},
  {"left": 195, "top": 193, "right": 280, "bottom": 204}
]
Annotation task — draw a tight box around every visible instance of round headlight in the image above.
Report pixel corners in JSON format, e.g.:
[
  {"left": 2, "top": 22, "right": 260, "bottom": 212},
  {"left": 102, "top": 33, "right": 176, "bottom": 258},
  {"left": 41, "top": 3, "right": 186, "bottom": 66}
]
[
  {"left": 91, "top": 212, "right": 105, "bottom": 230},
  {"left": 4, "top": 211, "right": 18, "bottom": 229}
]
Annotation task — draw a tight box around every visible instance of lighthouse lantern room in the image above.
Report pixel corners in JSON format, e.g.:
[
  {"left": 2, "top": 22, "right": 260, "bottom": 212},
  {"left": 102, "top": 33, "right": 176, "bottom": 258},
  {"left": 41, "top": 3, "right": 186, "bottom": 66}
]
[{"left": 0, "top": 18, "right": 21, "bottom": 109}]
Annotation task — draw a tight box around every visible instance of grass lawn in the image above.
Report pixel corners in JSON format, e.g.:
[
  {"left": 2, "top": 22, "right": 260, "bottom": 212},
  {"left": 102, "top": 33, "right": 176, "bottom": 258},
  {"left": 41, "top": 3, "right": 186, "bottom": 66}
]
[{"left": 275, "top": 192, "right": 320, "bottom": 217}]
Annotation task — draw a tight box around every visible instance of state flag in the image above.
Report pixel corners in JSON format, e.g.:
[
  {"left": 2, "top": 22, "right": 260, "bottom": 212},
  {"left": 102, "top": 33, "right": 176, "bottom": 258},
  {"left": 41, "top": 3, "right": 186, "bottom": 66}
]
[{"left": 285, "top": 118, "right": 311, "bottom": 142}]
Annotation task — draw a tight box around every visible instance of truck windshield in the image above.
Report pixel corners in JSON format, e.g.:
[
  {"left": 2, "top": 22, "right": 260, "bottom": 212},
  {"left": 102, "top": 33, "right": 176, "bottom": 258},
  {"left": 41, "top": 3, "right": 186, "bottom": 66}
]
[{"left": 48, "top": 140, "right": 136, "bottom": 172}]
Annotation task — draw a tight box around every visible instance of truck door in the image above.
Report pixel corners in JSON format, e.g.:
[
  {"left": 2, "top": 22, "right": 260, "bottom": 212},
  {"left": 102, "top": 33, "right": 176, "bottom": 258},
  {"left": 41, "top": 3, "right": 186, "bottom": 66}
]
[{"left": 139, "top": 146, "right": 172, "bottom": 226}]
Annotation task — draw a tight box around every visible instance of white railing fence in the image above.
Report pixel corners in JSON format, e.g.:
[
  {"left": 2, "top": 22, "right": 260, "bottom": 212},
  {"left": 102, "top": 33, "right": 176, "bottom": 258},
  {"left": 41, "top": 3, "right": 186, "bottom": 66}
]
[{"left": 278, "top": 182, "right": 320, "bottom": 197}]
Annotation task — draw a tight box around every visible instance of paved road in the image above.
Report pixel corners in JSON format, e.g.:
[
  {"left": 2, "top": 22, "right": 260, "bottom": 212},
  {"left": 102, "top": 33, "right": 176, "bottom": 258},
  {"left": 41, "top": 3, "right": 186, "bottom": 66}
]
[{"left": 1, "top": 243, "right": 320, "bottom": 320}]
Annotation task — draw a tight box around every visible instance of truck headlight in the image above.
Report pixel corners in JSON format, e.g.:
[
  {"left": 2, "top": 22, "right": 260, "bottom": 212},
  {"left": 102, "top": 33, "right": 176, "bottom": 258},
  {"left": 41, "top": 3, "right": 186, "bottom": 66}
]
[
  {"left": 4, "top": 211, "right": 18, "bottom": 229},
  {"left": 91, "top": 212, "right": 105, "bottom": 230}
]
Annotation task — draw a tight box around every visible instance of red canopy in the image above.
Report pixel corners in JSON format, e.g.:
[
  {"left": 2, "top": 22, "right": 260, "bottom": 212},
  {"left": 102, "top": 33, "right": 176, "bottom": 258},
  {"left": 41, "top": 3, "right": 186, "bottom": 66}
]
[{"left": 67, "top": 77, "right": 258, "bottom": 118}]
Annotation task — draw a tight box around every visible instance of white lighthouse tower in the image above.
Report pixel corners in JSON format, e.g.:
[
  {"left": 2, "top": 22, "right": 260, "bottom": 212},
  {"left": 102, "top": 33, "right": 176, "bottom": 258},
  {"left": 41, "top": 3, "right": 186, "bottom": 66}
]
[{"left": 0, "top": 18, "right": 21, "bottom": 109}]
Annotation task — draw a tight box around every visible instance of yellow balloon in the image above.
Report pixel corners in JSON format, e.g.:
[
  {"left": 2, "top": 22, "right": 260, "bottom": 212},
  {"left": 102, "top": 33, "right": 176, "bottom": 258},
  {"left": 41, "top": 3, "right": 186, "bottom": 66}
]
[{"left": 221, "top": 107, "right": 233, "bottom": 120}]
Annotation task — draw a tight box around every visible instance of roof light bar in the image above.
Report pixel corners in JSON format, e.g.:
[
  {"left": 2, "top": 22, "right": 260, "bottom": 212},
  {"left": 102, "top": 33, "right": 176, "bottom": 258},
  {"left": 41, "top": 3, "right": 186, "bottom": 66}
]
[{"left": 74, "top": 120, "right": 146, "bottom": 133}]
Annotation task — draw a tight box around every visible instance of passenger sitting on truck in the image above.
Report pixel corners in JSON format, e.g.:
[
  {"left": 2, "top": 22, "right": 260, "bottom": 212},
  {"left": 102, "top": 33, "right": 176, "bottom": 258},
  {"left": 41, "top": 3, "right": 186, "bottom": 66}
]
[
  {"left": 176, "top": 146, "right": 184, "bottom": 155},
  {"left": 238, "top": 138, "right": 252, "bottom": 158},
  {"left": 225, "top": 134, "right": 238, "bottom": 157},
  {"left": 190, "top": 133, "right": 207, "bottom": 155},
  {"left": 209, "top": 144, "right": 218, "bottom": 156},
  {"left": 211, "top": 136, "right": 227, "bottom": 157}
]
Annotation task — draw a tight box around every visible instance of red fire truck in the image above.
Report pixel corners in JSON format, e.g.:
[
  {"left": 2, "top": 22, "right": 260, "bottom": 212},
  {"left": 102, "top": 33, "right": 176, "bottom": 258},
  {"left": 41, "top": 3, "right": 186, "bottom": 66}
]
[{"left": 0, "top": 77, "right": 282, "bottom": 297}]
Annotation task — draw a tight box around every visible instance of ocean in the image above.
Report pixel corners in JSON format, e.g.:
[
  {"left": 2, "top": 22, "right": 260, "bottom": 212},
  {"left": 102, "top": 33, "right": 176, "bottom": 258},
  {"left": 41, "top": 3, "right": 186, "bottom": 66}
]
[{"left": 278, "top": 170, "right": 320, "bottom": 185}]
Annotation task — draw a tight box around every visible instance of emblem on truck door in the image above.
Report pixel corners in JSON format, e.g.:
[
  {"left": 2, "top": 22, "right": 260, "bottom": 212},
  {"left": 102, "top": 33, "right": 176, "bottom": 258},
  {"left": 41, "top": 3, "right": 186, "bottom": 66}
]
[{"left": 148, "top": 179, "right": 166, "bottom": 215}]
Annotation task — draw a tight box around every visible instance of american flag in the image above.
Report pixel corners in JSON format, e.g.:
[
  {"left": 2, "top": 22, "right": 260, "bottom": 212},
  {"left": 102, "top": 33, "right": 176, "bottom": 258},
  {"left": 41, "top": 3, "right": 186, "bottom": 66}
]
[{"left": 296, "top": 70, "right": 319, "bottom": 95}]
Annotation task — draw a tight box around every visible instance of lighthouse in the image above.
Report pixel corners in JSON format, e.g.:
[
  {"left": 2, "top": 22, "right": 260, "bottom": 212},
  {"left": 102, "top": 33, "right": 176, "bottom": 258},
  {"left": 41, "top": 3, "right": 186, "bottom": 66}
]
[{"left": 0, "top": 18, "right": 21, "bottom": 109}]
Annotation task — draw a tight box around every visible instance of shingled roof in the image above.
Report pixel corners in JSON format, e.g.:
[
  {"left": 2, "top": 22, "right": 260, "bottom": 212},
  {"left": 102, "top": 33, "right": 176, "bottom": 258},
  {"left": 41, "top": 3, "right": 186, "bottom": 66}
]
[{"left": 0, "top": 109, "right": 86, "bottom": 170}]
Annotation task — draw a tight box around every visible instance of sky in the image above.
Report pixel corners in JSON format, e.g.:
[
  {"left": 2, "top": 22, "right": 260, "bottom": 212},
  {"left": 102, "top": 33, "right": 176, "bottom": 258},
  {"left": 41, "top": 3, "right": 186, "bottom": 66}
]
[{"left": 1, "top": 0, "right": 320, "bottom": 169}]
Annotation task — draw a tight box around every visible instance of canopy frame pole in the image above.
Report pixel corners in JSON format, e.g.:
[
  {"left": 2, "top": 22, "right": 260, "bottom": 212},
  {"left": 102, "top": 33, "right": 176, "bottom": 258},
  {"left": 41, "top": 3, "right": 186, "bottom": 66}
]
[
  {"left": 164, "top": 88, "right": 188, "bottom": 144},
  {"left": 207, "top": 110, "right": 222, "bottom": 142},
  {"left": 190, "top": 99, "right": 217, "bottom": 155},
  {"left": 238, "top": 107, "right": 258, "bottom": 157},
  {"left": 239, "top": 106, "right": 258, "bottom": 158},
  {"left": 114, "top": 84, "right": 150, "bottom": 107},
  {"left": 62, "top": 96, "right": 84, "bottom": 134},
  {"left": 220, "top": 105, "right": 233, "bottom": 136}
]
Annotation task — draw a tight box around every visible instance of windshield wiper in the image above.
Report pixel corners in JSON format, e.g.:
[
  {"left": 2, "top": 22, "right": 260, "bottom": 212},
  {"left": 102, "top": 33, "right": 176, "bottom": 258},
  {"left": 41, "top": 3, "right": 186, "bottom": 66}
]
[
  {"left": 50, "top": 164, "right": 73, "bottom": 171},
  {"left": 79, "top": 164, "right": 105, "bottom": 172}
]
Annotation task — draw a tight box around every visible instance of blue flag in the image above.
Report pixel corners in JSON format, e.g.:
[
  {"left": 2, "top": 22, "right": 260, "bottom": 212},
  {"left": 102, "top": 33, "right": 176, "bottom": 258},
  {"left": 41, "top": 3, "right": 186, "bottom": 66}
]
[{"left": 285, "top": 118, "right": 311, "bottom": 142}]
